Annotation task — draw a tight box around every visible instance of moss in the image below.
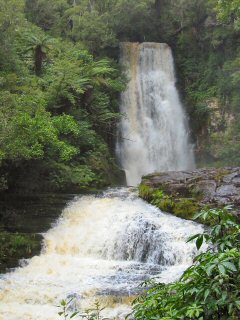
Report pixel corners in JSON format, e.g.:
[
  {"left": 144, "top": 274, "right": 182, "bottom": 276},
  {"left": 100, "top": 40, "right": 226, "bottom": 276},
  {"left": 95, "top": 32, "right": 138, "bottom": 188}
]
[
  {"left": 138, "top": 184, "right": 155, "bottom": 202},
  {"left": 214, "top": 168, "right": 231, "bottom": 183},
  {"left": 155, "top": 197, "right": 175, "bottom": 212},
  {"left": 139, "top": 185, "right": 175, "bottom": 213},
  {"left": 173, "top": 198, "right": 200, "bottom": 220},
  {"left": 151, "top": 191, "right": 174, "bottom": 212},
  {"left": 138, "top": 184, "right": 204, "bottom": 222},
  {"left": 190, "top": 188, "right": 204, "bottom": 201}
]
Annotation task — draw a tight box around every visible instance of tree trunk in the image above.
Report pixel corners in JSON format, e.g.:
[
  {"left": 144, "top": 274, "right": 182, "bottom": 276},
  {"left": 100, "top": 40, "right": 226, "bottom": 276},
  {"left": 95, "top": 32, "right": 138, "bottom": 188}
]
[
  {"left": 34, "top": 46, "right": 45, "bottom": 76},
  {"left": 155, "top": 0, "right": 165, "bottom": 14}
]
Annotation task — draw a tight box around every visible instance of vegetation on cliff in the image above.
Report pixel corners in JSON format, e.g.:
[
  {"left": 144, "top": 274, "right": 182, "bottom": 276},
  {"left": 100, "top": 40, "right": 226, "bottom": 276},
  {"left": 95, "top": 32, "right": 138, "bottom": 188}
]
[
  {"left": 1, "top": 1, "right": 239, "bottom": 318},
  {"left": 0, "top": 0, "right": 126, "bottom": 193},
  {"left": 0, "top": 232, "right": 41, "bottom": 273},
  {"left": 0, "top": 0, "right": 240, "bottom": 192}
]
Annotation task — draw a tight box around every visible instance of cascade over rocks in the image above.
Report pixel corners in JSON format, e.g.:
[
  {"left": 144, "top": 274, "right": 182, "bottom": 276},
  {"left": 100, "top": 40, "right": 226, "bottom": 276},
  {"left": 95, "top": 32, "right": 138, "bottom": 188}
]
[
  {"left": 140, "top": 168, "right": 240, "bottom": 219},
  {"left": 0, "top": 188, "right": 204, "bottom": 319}
]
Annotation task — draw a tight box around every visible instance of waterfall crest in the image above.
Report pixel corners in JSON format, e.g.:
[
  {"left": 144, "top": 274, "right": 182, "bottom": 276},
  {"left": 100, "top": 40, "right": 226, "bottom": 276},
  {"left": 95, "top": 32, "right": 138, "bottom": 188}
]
[{"left": 116, "top": 42, "right": 195, "bottom": 186}]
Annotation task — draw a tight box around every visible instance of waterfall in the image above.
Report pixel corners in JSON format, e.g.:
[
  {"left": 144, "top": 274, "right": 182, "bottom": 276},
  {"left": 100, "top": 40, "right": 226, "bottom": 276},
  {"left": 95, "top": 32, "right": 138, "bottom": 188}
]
[
  {"left": 0, "top": 43, "right": 199, "bottom": 320},
  {"left": 116, "top": 42, "right": 195, "bottom": 186},
  {"left": 0, "top": 188, "right": 204, "bottom": 320}
]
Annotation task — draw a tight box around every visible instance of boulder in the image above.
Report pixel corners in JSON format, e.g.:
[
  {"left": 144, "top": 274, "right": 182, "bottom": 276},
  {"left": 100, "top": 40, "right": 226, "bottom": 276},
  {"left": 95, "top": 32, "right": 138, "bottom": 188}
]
[{"left": 140, "top": 167, "right": 240, "bottom": 220}]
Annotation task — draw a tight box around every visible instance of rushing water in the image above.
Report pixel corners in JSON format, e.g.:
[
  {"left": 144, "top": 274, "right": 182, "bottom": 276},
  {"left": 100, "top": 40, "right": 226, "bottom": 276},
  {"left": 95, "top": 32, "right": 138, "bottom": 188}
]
[
  {"left": 0, "top": 188, "right": 204, "bottom": 320},
  {"left": 116, "top": 42, "right": 195, "bottom": 185},
  {"left": 1, "top": 43, "right": 199, "bottom": 319}
]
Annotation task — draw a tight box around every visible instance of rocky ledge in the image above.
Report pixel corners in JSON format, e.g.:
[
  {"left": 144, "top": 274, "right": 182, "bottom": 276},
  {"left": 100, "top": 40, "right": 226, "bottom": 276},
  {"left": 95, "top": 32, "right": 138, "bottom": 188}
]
[{"left": 139, "top": 168, "right": 240, "bottom": 221}]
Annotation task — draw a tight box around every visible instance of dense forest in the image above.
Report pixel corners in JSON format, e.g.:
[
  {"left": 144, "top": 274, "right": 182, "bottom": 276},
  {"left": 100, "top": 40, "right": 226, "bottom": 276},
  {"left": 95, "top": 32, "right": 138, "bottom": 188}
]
[
  {"left": 0, "top": 0, "right": 240, "bottom": 194},
  {"left": 1, "top": 1, "right": 240, "bottom": 320}
]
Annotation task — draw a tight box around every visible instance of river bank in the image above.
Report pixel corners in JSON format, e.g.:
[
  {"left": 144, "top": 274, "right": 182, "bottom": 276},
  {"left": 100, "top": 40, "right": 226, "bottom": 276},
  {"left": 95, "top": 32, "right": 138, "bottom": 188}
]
[
  {"left": 139, "top": 167, "right": 240, "bottom": 223},
  {"left": 0, "top": 194, "right": 74, "bottom": 273}
]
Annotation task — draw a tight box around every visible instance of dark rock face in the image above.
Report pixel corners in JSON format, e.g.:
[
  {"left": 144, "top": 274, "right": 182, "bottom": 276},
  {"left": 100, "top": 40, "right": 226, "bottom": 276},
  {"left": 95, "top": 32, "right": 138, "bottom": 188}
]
[
  {"left": 0, "top": 194, "right": 74, "bottom": 273},
  {"left": 141, "top": 168, "right": 240, "bottom": 218}
]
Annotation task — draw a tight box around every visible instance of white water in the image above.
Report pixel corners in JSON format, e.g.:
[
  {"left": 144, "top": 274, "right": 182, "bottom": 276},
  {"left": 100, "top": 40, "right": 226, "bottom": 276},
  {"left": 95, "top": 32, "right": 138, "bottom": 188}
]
[
  {"left": 0, "top": 188, "right": 204, "bottom": 320},
  {"left": 116, "top": 42, "right": 195, "bottom": 186}
]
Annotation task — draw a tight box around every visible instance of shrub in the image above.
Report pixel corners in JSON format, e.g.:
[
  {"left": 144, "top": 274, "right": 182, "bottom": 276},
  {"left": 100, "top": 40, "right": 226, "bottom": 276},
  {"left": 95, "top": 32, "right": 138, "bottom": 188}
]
[
  {"left": 58, "top": 299, "right": 109, "bottom": 320},
  {"left": 133, "top": 207, "right": 240, "bottom": 319}
]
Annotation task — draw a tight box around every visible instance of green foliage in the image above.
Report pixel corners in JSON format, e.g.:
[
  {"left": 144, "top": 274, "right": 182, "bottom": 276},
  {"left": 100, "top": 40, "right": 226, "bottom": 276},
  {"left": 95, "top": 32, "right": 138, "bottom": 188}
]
[
  {"left": 138, "top": 184, "right": 155, "bottom": 202},
  {"left": 23, "top": 33, "right": 55, "bottom": 75},
  {"left": 0, "top": 0, "right": 26, "bottom": 72},
  {"left": 211, "top": 116, "right": 240, "bottom": 166},
  {"left": 0, "top": 2, "right": 125, "bottom": 193},
  {"left": 0, "top": 1, "right": 124, "bottom": 191},
  {"left": 139, "top": 185, "right": 174, "bottom": 212},
  {"left": 174, "top": 198, "right": 200, "bottom": 220},
  {"left": 154, "top": 0, "right": 240, "bottom": 166},
  {"left": 0, "top": 231, "right": 41, "bottom": 271},
  {"left": 0, "top": 91, "right": 79, "bottom": 162},
  {"left": 155, "top": 197, "right": 175, "bottom": 213},
  {"left": 29, "top": 0, "right": 155, "bottom": 53},
  {"left": 157, "top": 0, "right": 207, "bottom": 39},
  {"left": 0, "top": 0, "right": 25, "bottom": 32},
  {"left": 70, "top": 10, "right": 117, "bottom": 53},
  {"left": 215, "top": 0, "right": 240, "bottom": 30},
  {"left": 58, "top": 299, "right": 108, "bottom": 320},
  {"left": 1, "top": 0, "right": 240, "bottom": 191},
  {"left": 47, "top": 163, "right": 97, "bottom": 191},
  {"left": 133, "top": 207, "right": 240, "bottom": 319},
  {"left": 151, "top": 192, "right": 175, "bottom": 213},
  {"left": 139, "top": 184, "right": 201, "bottom": 221},
  {"left": 25, "top": 0, "right": 69, "bottom": 34}
]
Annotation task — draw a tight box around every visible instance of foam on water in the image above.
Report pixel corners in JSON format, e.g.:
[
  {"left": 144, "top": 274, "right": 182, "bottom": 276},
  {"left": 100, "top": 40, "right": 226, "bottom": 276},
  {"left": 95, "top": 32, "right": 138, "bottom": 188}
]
[
  {"left": 0, "top": 188, "right": 204, "bottom": 320},
  {"left": 116, "top": 42, "right": 195, "bottom": 185}
]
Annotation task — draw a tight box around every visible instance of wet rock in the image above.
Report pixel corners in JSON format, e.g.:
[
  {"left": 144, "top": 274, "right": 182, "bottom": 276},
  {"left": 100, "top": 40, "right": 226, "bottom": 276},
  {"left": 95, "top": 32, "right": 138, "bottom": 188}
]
[
  {"left": 141, "top": 167, "right": 240, "bottom": 220},
  {"left": 232, "top": 175, "right": 240, "bottom": 187},
  {"left": 0, "top": 194, "right": 74, "bottom": 273},
  {"left": 216, "top": 185, "right": 238, "bottom": 197},
  {"left": 222, "top": 172, "right": 238, "bottom": 183},
  {"left": 193, "top": 180, "right": 217, "bottom": 197}
]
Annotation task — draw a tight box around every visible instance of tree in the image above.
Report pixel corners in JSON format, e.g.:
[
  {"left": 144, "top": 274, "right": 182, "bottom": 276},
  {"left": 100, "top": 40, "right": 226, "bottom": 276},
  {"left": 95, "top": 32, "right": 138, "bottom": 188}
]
[
  {"left": 0, "top": 0, "right": 26, "bottom": 71},
  {"left": 0, "top": 90, "right": 80, "bottom": 163},
  {"left": 24, "top": 34, "right": 54, "bottom": 75},
  {"left": 0, "top": 0, "right": 25, "bottom": 32},
  {"left": 63, "top": 0, "right": 155, "bottom": 52},
  {"left": 0, "top": 11, "right": 125, "bottom": 192},
  {"left": 214, "top": 0, "right": 240, "bottom": 30},
  {"left": 44, "top": 44, "right": 124, "bottom": 141},
  {"left": 25, "top": 0, "right": 70, "bottom": 34}
]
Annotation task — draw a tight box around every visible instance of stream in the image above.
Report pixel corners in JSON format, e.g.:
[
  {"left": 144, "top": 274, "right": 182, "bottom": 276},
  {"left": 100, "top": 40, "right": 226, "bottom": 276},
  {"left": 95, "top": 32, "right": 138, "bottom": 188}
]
[{"left": 0, "top": 188, "right": 204, "bottom": 319}]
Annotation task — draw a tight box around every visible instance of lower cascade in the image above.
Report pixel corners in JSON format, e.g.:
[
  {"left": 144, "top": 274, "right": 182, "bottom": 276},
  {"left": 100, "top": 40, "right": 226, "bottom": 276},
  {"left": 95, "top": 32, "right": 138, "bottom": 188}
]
[
  {"left": 116, "top": 43, "right": 195, "bottom": 186},
  {"left": 0, "top": 188, "right": 204, "bottom": 319}
]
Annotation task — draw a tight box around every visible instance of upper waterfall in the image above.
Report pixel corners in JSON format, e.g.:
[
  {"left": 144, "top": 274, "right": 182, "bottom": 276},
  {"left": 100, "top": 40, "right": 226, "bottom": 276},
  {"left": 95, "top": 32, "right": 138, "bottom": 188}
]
[{"left": 116, "top": 42, "right": 195, "bottom": 186}]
